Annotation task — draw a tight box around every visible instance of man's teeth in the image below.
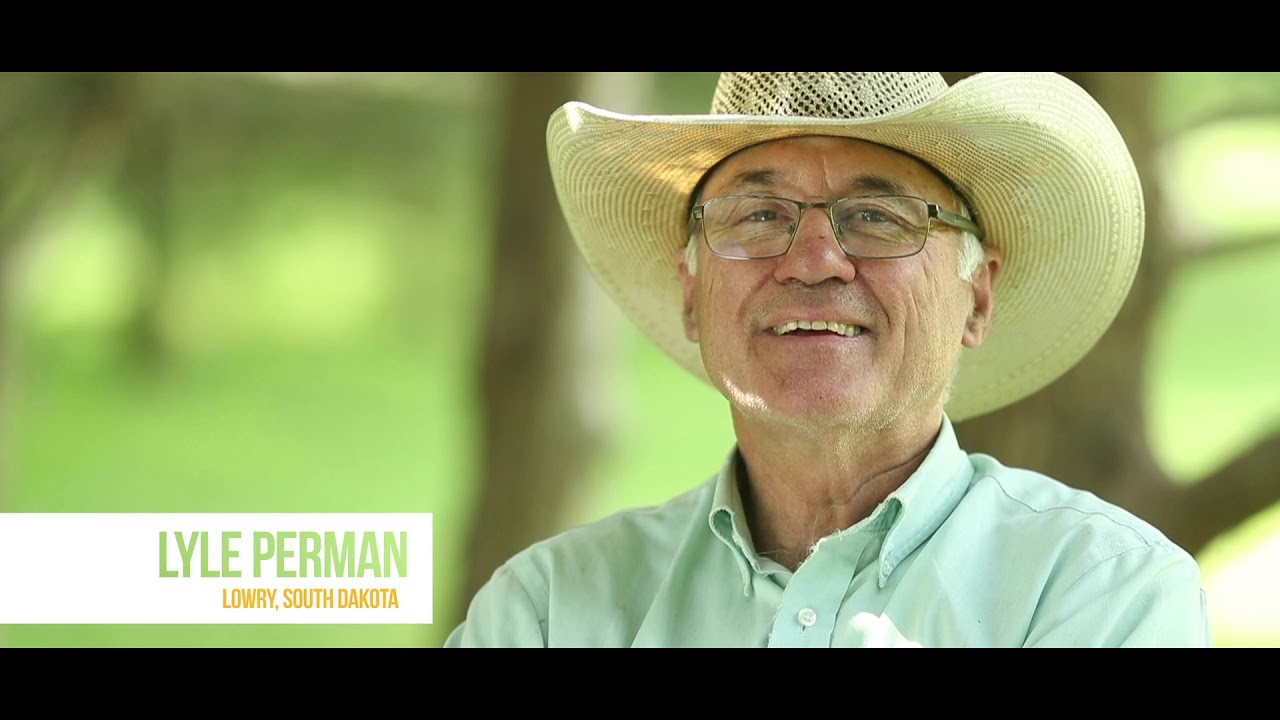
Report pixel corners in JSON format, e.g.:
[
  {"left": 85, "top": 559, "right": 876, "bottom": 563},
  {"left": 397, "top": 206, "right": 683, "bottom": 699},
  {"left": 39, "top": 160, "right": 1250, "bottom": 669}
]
[{"left": 771, "top": 320, "right": 863, "bottom": 337}]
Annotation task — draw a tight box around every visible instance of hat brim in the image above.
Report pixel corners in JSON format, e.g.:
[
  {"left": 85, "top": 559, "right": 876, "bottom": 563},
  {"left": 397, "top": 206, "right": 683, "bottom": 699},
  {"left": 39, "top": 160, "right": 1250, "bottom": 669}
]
[{"left": 546, "top": 72, "right": 1143, "bottom": 422}]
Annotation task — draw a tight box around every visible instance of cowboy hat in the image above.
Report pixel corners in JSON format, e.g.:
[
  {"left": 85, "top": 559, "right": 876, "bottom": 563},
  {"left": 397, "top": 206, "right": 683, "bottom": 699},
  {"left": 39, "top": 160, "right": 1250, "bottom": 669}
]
[{"left": 545, "top": 72, "right": 1143, "bottom": 422}]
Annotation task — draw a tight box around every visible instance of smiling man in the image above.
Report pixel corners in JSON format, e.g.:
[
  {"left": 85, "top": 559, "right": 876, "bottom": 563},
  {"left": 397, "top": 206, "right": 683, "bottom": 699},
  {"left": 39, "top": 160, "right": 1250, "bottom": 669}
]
[
  {"left": 680, "top": 136, "right": 998, "bottom": 574},
  {"left": 445, "top": 72, "right": 1211, "bottom": 647}
]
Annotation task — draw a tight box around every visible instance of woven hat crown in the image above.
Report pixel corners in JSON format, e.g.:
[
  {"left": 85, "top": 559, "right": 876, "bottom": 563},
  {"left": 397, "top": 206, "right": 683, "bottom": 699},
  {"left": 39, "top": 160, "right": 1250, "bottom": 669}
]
[{"left": 710, "top": 72, "right": 951, "bottom": 119}]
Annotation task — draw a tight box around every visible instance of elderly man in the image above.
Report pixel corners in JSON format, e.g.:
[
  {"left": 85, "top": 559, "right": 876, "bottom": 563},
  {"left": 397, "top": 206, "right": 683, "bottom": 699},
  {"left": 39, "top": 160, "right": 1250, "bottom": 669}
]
[{"left": 445, "top": 72, "right": 1211, "bottom": 647}]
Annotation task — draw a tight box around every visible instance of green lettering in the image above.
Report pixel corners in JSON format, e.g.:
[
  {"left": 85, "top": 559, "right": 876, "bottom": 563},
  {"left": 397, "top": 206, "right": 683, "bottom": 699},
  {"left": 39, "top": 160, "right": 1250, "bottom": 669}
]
[
  {"left": 200, "top": 531, "right": 219, "bottom": 577},
  {"left": 384, "top": 531, "right": 407, "bottom": 577},
  {"left": 358, "top": 531, "right": 381, "bottom": 577},
  {"left": 222, "top": 531, "right": 241, "bottom": 578},
  {"left": 299, "top": 532, "right": 322, "bottom": 578},
  {"left": 276, "top": 531, "right": 297, "bottom": 578},
  {"left": 176, "top": 530, "right": 198, "bottom": 577},
  {"left": 159, "top": 532, "right": 177, "bottom": 578},
  {"left": 324, "top": 531, "right": 356, "bottom": 578},
  {"left": 253, "top": 531, "right": 275, "bottom": 578}
]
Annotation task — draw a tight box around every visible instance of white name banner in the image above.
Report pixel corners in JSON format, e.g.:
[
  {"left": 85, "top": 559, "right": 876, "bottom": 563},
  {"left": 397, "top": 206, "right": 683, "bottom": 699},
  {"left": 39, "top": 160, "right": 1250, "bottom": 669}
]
[{"left": 0, "top": 513, "right": 432, "bottom": 624}]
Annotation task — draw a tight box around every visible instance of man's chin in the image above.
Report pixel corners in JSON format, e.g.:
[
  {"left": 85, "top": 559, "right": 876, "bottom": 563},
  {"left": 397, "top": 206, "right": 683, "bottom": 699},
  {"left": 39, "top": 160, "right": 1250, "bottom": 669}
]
[{"left": 725, "top": 387, "right": 882, "bottom": 431}]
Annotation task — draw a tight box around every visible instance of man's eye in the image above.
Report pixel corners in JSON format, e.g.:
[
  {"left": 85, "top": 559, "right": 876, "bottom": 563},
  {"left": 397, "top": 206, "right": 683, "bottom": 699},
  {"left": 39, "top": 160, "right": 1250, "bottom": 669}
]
[
  {"left": 857, "top": 209, "right": 890, "bottom": 223},
  {"left": 745, "top": 210, "right": 777, "bottom": 222}
]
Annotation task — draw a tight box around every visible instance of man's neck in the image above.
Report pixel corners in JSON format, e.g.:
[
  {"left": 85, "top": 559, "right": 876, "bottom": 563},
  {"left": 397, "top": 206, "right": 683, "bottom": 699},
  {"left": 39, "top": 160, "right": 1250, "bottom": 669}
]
[{"left": 732, "top": 411, "right": 944, "bottom": 572}]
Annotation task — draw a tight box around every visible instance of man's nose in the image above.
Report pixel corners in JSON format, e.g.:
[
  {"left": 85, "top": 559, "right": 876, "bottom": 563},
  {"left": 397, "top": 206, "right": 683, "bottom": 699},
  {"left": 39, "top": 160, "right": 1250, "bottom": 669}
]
[{"left": 773, "top": 207, "right": 857, "bottom": 285}]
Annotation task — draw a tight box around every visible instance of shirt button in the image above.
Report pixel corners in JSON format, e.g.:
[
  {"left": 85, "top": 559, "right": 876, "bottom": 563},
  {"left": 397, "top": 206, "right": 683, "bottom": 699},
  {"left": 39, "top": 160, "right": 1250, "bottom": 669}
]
[{"left": 797, "top": 608, "right": 818, "bottom": 628}]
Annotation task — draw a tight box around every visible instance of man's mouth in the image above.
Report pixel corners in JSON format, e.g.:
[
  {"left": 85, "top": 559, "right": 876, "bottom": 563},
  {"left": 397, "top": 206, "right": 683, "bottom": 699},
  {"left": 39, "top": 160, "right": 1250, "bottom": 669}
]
[{"left": 769, "top": 320, "right": 865, "bottom": 338}]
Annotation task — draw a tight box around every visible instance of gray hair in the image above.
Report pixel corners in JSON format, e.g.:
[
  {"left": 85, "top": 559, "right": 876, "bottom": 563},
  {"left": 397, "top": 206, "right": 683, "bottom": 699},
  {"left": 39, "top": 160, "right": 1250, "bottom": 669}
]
[
  {"left": 684, "top": 223, "right": 701, "bottom": 276},
  {"left": 953, "top": 193, "right": 984, "bottom": 282}
]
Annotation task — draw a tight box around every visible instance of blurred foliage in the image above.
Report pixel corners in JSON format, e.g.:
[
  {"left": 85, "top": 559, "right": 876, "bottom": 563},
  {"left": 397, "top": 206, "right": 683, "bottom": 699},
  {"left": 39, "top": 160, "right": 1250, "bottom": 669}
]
[
  {"left": 1, "top": 72, "right": 1279, "bottom": 647},
  {"left": 1153, "top": 72, "right": 1280, "bottom": 137}
]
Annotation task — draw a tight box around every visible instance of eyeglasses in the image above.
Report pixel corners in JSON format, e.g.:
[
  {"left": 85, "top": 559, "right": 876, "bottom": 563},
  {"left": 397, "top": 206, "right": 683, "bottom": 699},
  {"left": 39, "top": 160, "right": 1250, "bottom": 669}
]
[{"left": 690, "top": 194, "right": 984, "bottom": 260}]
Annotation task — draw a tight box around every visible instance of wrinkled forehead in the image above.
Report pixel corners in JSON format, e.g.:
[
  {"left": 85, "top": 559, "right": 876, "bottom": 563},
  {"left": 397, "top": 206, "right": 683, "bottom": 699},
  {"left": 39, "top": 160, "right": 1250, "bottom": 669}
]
[{"left": 691, "top": 135, "right": 963, "bottom": 209}]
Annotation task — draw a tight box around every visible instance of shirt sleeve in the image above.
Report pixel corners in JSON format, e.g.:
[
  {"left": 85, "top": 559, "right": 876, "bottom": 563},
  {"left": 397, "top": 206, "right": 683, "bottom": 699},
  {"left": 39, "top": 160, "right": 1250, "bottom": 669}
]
[
  {"left": 442, "top": 564, "right": 548, "bottom": 648},
  {"left": 1023, "top": 545, "right": 1211, "bottom": 648}
]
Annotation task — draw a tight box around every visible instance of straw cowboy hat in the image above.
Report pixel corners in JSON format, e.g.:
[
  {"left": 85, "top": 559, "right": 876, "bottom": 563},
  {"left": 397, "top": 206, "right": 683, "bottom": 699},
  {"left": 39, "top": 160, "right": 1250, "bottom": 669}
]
[{"left": 545, "top": 72, "right": 1143, "bottom": 422}]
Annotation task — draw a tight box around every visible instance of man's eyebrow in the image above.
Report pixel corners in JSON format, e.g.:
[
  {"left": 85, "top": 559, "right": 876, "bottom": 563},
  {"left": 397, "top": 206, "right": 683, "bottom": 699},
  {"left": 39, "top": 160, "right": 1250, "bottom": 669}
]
[
  {"left": 722, "top": 169, "right": 780, "bottom": 192},
  {"left": 718, "top": 170, "right": 913, "bottom": 197},
  {"left": 848, "top": 174, "right": 910, "bottom": 196}
]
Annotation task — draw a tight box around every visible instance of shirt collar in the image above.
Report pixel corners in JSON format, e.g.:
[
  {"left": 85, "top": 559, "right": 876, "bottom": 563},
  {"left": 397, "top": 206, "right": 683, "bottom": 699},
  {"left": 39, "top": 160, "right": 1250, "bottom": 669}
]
[
  {"left": 877, "top": 415, "right": 973, "bottom": 587},
  {"left": 708, "top": 451, "right": 765, "bottom": 594},
  {"left": 708, "top": 415, "right": 974, "bottom": 593}
]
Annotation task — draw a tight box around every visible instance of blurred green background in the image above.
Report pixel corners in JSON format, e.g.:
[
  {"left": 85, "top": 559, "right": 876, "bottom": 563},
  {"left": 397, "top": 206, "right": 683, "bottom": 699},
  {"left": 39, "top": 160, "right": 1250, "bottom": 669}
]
[{"left": 1, "top": 72, "right": 1277, "bottom": 647}]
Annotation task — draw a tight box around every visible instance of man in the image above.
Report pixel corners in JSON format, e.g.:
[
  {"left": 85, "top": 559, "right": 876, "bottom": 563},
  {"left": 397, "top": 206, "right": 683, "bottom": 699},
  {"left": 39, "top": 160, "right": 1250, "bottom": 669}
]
[{"left": 445, "top": 72, "right": 1211, "bottom": 647}]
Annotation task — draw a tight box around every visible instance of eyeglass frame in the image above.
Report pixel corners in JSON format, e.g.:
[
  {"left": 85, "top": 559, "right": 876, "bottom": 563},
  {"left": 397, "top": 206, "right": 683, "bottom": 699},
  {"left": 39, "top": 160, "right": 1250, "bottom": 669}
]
[{"left": 688, "top": 194, "right": 985, "bottom": 261}]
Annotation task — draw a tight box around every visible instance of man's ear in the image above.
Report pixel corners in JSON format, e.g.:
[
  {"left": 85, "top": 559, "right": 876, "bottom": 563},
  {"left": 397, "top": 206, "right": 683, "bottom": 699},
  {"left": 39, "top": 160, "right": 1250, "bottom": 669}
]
[
  {"left": 962, "top": 247, "right": 1001, "bottom": 349},
  {"left": 675, "top": 244, "right": 700, "bottom": 343}
]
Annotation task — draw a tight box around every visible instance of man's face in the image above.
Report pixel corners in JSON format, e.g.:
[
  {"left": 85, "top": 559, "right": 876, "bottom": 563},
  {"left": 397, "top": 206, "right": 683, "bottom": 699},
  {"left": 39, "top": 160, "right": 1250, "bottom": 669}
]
[{"left": 677, "top": 136, "right": 999, "bottom": 433}]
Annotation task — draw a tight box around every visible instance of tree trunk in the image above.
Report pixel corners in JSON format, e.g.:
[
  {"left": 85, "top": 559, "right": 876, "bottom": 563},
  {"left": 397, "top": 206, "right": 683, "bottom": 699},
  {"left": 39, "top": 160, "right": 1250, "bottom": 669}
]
[
  {"left": 114, "top": 73, "right": 179, "bottom": 371},
  {"left": 461, "top": 72, "right": 607, "bottom": 620}
]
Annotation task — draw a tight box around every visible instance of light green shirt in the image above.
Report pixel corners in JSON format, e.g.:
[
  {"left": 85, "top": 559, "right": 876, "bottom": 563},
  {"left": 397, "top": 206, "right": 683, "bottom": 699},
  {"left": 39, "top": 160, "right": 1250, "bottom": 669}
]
[{"left": 445, "top": 417, "right": 1211, "bottom": 647}]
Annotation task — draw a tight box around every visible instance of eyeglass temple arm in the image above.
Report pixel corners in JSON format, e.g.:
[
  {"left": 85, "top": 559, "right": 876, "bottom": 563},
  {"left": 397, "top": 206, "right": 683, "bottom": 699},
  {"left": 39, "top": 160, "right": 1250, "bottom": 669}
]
[{"left": 930, "top": 205, "right": 984, "bottom": 242}]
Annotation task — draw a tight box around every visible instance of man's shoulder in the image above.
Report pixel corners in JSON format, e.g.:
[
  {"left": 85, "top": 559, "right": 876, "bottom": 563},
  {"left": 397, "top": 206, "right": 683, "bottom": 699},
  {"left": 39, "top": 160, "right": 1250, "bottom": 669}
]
[
  {"left": 962, "top": 452, "right": 1188, "bottom": 559},
  {"left": 954, "top": 453, "right": 1209, "bottom": 647},
  {"left": 446, "top": 478, "right": 719, "bottom": 648},
  {"left": 506, "top": 477, "right": 715, "bottom": 578}
]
